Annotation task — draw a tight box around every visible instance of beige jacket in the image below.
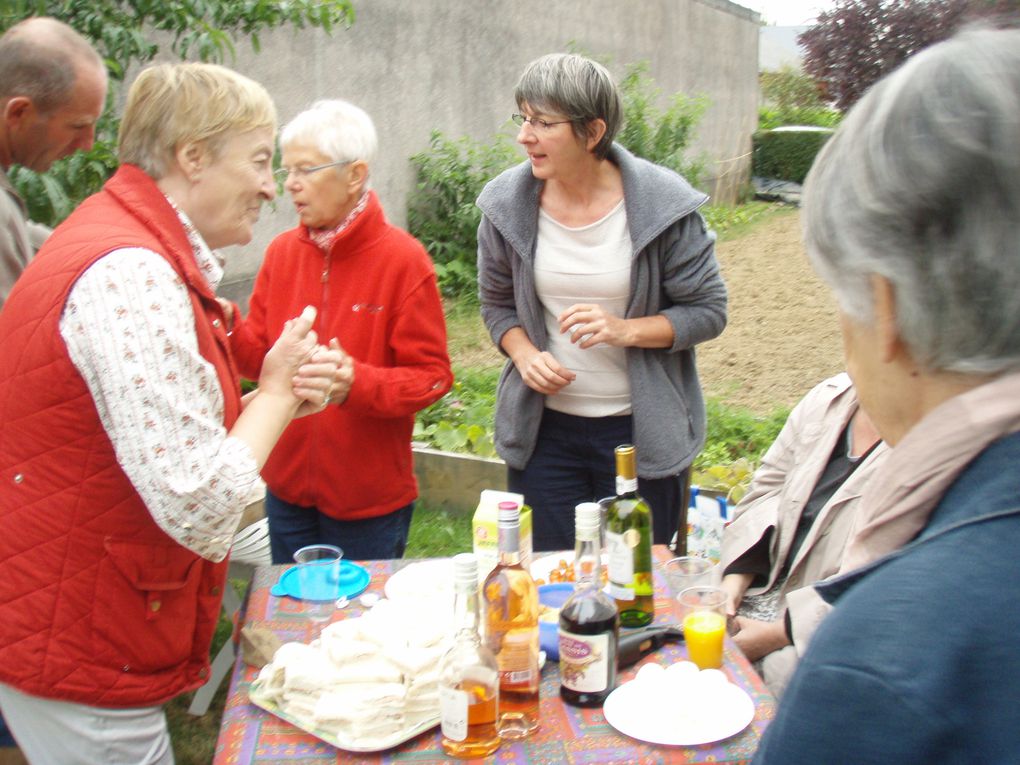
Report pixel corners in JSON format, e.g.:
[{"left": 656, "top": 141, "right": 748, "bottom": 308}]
[{"left": 720, "top": 373, "right": 889, "bottom": 692}]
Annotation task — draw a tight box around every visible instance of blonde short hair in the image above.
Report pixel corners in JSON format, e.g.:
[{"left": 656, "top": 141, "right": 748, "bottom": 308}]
[{"left": 118, "top": 62, "right": 276, "bottom": 178}]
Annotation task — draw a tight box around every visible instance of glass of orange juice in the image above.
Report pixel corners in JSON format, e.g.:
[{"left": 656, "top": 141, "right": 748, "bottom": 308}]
[{"left": 678, "top": 586, "right": 728, "bottom": 670}]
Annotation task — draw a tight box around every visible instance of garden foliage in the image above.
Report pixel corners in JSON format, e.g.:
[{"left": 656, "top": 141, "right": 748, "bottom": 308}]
[
  {"left": 752, "top": 128, "right": 833, "bottom": 185},
  {"left": 757, "top": 66, "right": 841, "bottom": 130},
  {"left": 798, "top": 0, "right": 1017, "bottom": 112}
]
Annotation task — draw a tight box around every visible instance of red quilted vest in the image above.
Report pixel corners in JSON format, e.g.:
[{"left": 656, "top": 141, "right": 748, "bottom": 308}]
[{"left": 0, "top": 165, "right": 241, "bottom": 707}]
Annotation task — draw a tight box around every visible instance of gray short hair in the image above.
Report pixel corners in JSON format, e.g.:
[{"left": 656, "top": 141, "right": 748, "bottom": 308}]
[
  {"left": 803, "top": 26, "right": 1020, "bottom": 375},
  {"left": 514, "top": 53, "right": 622, "bottom": 160},
  {"left": 0, "top": 17, "right": 103, "bottom": 113},
  {"left": 280, "top": 99, "right": 377, "bottom": 184}
]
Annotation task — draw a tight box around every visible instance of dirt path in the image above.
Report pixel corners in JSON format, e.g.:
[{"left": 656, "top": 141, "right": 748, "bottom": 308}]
[{"left": 697, "top": 207, "right": 845, "bottom": 415}]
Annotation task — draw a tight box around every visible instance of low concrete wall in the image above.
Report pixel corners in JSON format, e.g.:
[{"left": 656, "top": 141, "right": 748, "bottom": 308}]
[{"left": 413, "top": 446, "right": 505, "bottom": 516}]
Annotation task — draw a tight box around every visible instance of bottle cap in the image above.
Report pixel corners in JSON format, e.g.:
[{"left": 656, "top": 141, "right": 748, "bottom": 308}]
[
  {"left": 452, "top": 552, "right": 479, "bottom": 589},
  {"left": 575, "top": 501, "right": 602, "bottom": 531},
  {"left": 497, "top": 500, "right": 520, "bottom": 526}
]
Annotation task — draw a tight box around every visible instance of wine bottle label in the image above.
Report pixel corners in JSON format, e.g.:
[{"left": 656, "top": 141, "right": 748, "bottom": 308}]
[
  {"left": 559, "top": 630, "right": 611, "bottom": 692},
  {"left": 606, "top": 530, "right": 634, "bottom": 590},
  {"left": 440, "top": 685, "right": 469, "bottom": 741}
]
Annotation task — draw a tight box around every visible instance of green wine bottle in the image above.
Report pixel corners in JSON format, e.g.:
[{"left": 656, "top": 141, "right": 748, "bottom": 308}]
[{"left": 605, "top": 444, "right": 654, "bottom": 627}]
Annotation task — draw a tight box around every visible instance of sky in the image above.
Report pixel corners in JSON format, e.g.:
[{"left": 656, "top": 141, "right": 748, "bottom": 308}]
[{"left": 737, "top": 0, "right": 837, "bottom": 26}]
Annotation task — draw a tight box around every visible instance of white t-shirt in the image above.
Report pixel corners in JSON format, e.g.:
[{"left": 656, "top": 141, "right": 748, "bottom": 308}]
[{"left": 534, "top": 199, "right": 633, "bottom": 418}]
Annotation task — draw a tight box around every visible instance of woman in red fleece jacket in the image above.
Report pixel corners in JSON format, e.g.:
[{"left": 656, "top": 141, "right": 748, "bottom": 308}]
[{"left": 229, "top": 99, "right": 453, "bottom": 563}]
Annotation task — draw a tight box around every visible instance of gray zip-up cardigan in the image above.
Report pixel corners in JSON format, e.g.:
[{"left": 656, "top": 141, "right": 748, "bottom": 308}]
[{"left": 476, "top": 143, "right": 727, "bottom": 477}]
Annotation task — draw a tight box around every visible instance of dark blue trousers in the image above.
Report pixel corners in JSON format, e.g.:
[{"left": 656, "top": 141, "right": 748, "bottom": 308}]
[
  {"left": 266, "top": 490, "right": 414, "bottom": 564},
  {"left": 507, "top": 409, "right": 686, "bottom": 552}
]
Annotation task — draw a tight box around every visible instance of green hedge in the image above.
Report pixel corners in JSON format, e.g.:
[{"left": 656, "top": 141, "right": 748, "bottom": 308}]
[{"left": 752, "top": 128, "right": 833, "bottom": 185}]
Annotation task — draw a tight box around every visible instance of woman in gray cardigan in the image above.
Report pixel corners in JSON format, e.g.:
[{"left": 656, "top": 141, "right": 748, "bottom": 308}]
[{"left": 476, "top": 52, "right": 727, "bottom": 552}]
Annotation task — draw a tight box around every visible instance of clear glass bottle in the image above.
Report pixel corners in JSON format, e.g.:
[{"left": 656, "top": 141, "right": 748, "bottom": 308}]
[
  {"left": 439, "top": 553, "right": 501, "bottom": 759},
  {"left": 481, "top": 501, "right": 540, "bottom": 739},
  {"left": 605, "top": 444, "right": 655, "bottom": 627},
  {"left": 559, "top": 502, "right": 619, "bottom": 707}
]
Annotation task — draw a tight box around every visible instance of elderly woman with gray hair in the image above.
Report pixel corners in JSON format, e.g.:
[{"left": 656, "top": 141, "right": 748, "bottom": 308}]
[
  {"left": 229, "top": 99, "right": 453, "bottom": 564},
  {"left": 477, "top": 53, "right": 727, "bottom": 552},
  {"left": 753, "top": 26, "right": 1020, "bottom": 764}
]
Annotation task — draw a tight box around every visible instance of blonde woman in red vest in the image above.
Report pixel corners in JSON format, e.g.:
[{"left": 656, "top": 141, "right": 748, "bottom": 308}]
[{"left": 0, "top": 63, "right": 341, "bottom": 764}]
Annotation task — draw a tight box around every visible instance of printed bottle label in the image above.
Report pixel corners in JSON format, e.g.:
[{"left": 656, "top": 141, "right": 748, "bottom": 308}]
[
  {"left": 559, "top": 630, "right": 611, "bottom": 693},
  {"left": 606, "top": 530, "right": 634, "bottom": 597},
  {"left": 440, "top": 685, "right": 468, "bottom": 741}
]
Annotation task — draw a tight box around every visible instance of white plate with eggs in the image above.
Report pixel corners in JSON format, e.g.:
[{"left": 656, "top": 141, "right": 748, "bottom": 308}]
[{"left": 603, "top": 661, "right": 755, "bottom": 746}]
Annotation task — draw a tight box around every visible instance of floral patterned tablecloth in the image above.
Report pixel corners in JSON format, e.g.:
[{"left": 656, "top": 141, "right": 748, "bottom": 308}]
[{"left": 214, "top": 546, "right": 775, "bottom": 764}]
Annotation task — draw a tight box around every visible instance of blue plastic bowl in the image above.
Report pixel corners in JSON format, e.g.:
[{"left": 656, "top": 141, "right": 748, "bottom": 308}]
[{"left": 538, "top": 583, "right": 574, "bottom": 661}]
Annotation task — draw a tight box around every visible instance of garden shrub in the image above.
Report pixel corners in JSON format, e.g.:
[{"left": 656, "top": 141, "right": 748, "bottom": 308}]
[
  {"left": 752, "top": 127, "right": 833, "bottom": 185},
  {"left": 407, "top": 131, "right": 519, "bottom": 298}
]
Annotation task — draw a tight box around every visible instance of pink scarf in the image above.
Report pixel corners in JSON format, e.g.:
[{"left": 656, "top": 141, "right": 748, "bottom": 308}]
[
  {"left": 840, "top": 370, "right": 1020, "bottom": 572},
  {"left": 309, "top": 192, "right": 369, "bottom": 252}
]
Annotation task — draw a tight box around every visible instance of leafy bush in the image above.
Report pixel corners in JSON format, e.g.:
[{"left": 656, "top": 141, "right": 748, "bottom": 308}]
[
  {"left": 758, "top": 66, "right": 841, "bottom": 131},
  {"left": 616, "top": 61, "right": 708, "bottom": 187},
  {"left": 407, "top": 132, "right": 520, "bottom": 298},
  {"left": 758, "top": 106, "right": 841, "bottom": 131},
  {"left": 752, "top": 128, "right": 833, "bottom": 185}
]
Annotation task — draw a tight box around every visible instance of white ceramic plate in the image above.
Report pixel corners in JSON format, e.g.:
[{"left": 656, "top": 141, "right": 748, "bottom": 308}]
[
  {"left": 249, "top": 679, "right": 438, "bottom": 753},
  {"left": 384, "top": 559, "right": 455, "bottom": 605},
  {"left": 603, "top": 664, "right": 755, "bottom": 746}
]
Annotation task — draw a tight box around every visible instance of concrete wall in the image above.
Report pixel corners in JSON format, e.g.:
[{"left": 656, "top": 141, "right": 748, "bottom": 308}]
[{"left": 215, "top": 0, "right": 760, "bottom": 305}]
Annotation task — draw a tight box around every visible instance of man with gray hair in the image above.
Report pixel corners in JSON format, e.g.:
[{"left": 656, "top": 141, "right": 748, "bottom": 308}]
[{"left": 0, "top": 16, "right": 107, "bottom": 310}]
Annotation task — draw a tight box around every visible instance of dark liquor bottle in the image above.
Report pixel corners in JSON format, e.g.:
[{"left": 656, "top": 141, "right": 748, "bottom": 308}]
[
  {"left": 559, "top": 502, "right": 620, "bottom": 707},
  {"left": 605, "top": 444, "right": 655, "bottom": 627}
]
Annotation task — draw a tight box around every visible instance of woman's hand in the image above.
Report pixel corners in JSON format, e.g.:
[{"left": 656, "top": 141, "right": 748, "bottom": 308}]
[
  {"left": 513, "top": 348, "right": 576, "bottom": 395},
  {"left": 558, "top": 303, "right": 631, "bottom": 348},
  {"left": 721, "top": 573, "right": 754, "bottom": 617},
  {"left": 215, "top": 297, "right": 236, "bottom": 333},
  {"left": 257, "top": 306, "right": 320, "bottom": 405},
  {"left": 729, "top": 615, "right": 791, "bottom": 662},
  {"left": 501, "top": 327, "right": 575, "bottom": 395},
  {"left": 290, "top": 342, "right": 344, "bottom": 417},
  {"left": 292, "top": 338, "right": 354, "bottom": 417}
]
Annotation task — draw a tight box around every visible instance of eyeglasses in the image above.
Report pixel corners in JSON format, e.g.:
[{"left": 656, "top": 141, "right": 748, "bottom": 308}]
[
  {"left": 511, "top": 113, "right": 574, "bottom": 131},
  {"left": 274, "top": 159, "right": 352, "bottom": 180}
]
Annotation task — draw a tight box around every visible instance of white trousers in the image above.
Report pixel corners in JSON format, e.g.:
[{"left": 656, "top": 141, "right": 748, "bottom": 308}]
[{"left": 0, "top": 683, "right": 173, "bottom": 765}]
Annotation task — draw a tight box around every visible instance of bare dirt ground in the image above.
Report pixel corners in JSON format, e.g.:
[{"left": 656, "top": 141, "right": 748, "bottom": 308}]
[
  {"left": 697, "top": 207, "right": 845, "bottom": 415},
  {"left": 454, "top": 205, "right": 845, "bottom": 417}
]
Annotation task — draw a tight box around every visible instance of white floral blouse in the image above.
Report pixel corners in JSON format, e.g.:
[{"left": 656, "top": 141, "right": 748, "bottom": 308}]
[{"left": 59, "top": 204, "right": 260, "bottom": 562}]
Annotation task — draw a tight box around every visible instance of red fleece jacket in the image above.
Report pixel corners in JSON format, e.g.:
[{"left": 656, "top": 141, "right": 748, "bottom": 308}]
[{"left": 231, "top": 191, "right": 452, "bottom": 520}]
